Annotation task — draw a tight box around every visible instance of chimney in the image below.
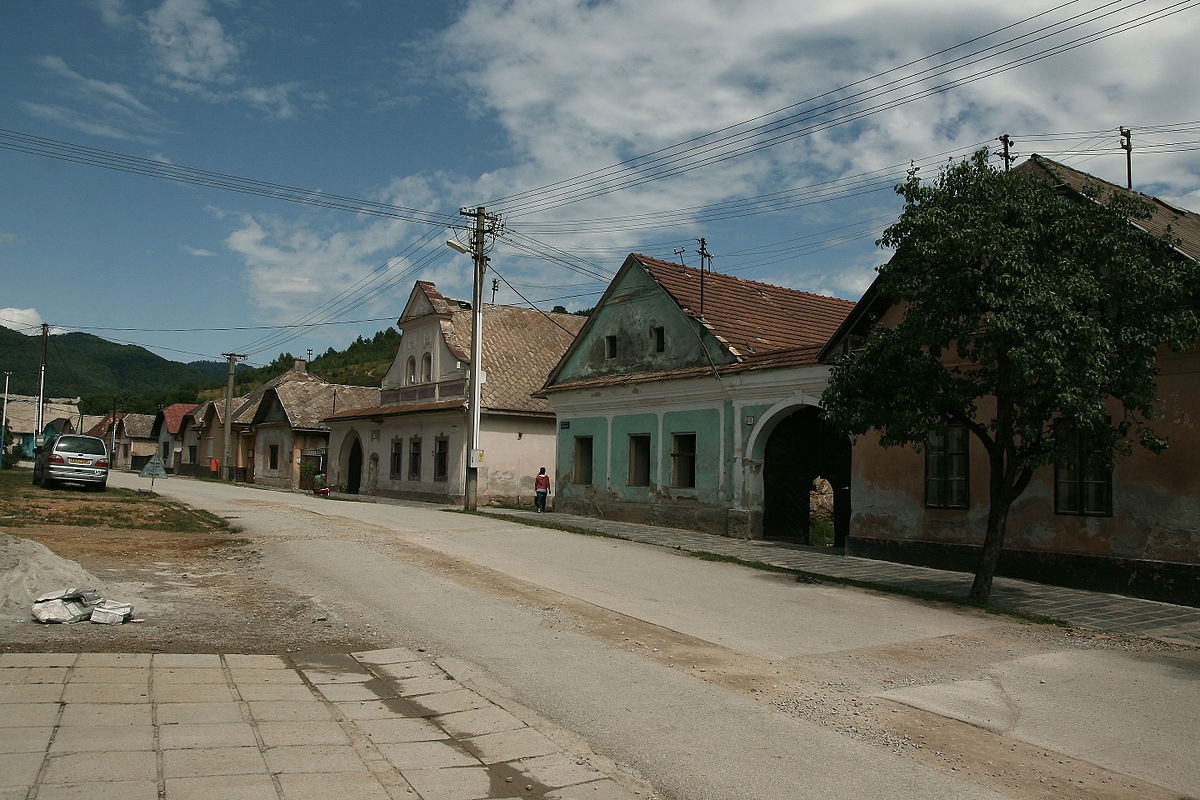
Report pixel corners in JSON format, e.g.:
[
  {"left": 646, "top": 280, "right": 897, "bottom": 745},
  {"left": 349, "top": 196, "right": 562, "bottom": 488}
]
[{"left": 293, "top": 358, "right": 307, "bottom": 373}]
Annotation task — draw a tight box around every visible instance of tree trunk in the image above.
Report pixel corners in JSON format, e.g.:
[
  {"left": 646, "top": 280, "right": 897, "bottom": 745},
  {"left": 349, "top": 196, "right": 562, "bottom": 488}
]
[{"left": 969, "top": 461, "right": 1013, "bottom": 603}]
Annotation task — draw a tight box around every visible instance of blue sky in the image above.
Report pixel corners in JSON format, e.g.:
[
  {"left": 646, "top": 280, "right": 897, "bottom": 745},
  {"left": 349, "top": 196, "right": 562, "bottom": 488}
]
[{"left": 2, "top": 0, "right": 1198, "bottom": 370}]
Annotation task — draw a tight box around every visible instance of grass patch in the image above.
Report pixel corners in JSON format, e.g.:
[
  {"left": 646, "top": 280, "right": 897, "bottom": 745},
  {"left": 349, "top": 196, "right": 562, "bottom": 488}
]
[{"left": 0, "top": 466, "right": 231, "bottom": 532}]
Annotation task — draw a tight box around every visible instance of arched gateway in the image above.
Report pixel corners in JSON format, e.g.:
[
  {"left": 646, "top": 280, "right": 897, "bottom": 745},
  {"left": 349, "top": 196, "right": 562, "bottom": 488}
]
[{"left": 759, "top": 406, "right": 851, "bottom": 546}]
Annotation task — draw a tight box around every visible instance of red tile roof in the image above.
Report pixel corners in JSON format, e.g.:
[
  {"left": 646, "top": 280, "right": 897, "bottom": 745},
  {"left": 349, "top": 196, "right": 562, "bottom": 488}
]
[
  {"left": 159, "top": 402, "right": 196, "bottom": 436},
  {"left": 634, "top": 254, "right": 856, "bottom": 357}
]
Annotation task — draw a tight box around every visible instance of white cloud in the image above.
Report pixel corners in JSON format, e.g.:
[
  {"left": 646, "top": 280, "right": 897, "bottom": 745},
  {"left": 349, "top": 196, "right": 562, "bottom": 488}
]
[
  {"left": 183, "top": 246, "right": 216, "bottom": 256},
  {"left": 146, "top": 0, "right": 239, "bottom": 84},
  {"left": 0, "top": 308, "right": 68, "bottom": 335},
  {"left": 0, "top": 232, "right": 19, "bottom": 248}
]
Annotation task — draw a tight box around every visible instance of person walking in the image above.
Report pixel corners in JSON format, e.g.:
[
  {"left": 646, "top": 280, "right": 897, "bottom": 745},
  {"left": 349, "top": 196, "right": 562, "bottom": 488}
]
[{"left": 534, "top": 467, "right": 550, "bottom": 512}]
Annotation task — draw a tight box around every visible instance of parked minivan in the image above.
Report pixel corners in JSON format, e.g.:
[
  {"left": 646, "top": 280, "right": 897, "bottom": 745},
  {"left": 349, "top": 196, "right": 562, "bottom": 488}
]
[{"left": 32, "top": 434, "right": 110, "bottom": 490}]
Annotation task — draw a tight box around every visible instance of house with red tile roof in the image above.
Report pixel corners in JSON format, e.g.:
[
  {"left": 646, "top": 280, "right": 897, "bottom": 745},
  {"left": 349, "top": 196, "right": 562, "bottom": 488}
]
[
  {"left": 151, "top": 402, "right": 198, "bottom": 474},
  {"left": 540, "top": 253, "right": 855, "bottom": 540},
  {"left": 324, "top": 281, "right": 585, "bottom": 503},
  {"left": 818, "top": 156, "right": 1200, "bottom": 604}
]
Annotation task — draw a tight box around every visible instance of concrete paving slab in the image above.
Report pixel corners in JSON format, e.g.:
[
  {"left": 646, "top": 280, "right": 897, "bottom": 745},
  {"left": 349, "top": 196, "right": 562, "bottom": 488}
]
[
  {"left": 372, "top": 660, "right": 444, "bottom": 681},
  {"left": 69, "top": 666, "right": 149, "bottom": 684},
  {"left": 155, "top": 700, "right": 245, "bottom": 725},
  {"left": 164, "top": 773, "right": 278, "bottom": 800},
  {"left": 0, "top": 684, "right": 62, "bottom": 703},
  {"left": 376, "top": 740, "right": 482, "bottom": 770},
  {"left": 154, "top": 654, "right": 222, "bottom": 668},
  {"left": 278, "top": 770, "right": 394, "bottom": 800},
  {"left": 353, "top": 646, "right": 426, "bottom": 665},
  {"left": 234, "top": 683, "right": 314, "bottom": 702},
  {"left": 0, "top": 653, "right": 76, "bottom": 668},
  {"left": 152, "top": 667, "right": 227, "bottom": 684},
  {"left": 75, "top": 653, "right": 151, "bottom": 668},
  {"left": 48, "top": 723, "right": 154, "bottom": 753},
  {"left": 245, "top": 699, "right": 335, "bottom": 722},
  {"left": 60, "top": 701, "right": 153, "bottom": 726},
  {"left": 301, "top": 667, "right": 374, "bottom": 685},
  {"left": 230, "top": 667, "right": 306, "bottom": 686},
  {"left": 0, "top": 702, "right": 59, "bottom": 726},
  {"left": 401, "top": 765, "right": 494, "bottom": 800},
  {"left": 0, "top": 668, "right": 29, "bottom": 684},
  {"left": 546, "top": 778, "right": 643, "bottom": 799},
  {"left": 334, "top": 699, "right": 407, "bottom": 721},
  {"left": 314, "top": 682, "right": 390, "bottom": 702},
  {"left": 397, "top": 675, "right": 462, "bottom": 696},
  {"left": 0, "top": 726, "right": 52, "bottom": 753},
  {"left": 257, "top": 719, "right": 350, "bottom": 747},
  {"left": 410, "top": 688, "right": 487, "bottom": 716},
  {"left": 60, "top": 681, "right": 148, "bottom": 703},
  {"left": 158, "top": 720, "right": 258, "bottom": 749},
  {"left": 0, "top": 751, "right": 47, "bottom": 788},
  {"left": 34, "top": 779, "right": 159, "bottom": 800},
  {"left": 41, "top": 749, "right": 157, "bottom": 784},
  {"left": 152, "top": 682, "right": 232, "bottom": 703},
  {"left": 437, "top": 706, "right": 526, "bottom": 739},
  {"left": 464, "top": 727, "right": 560, "bottom": 764},
  {"left": 354, "top": 716, "right": 446, "bottom": 744},
  {"left": 224, "top": 654, "right": 288, "bottom": 669},
  {"left": 516, "top": 754, "right": 607, "bottom": 789},
  {"left": 24, "top": 667, "right": 69, "bottom": 684},
  {"left": 262, "top": 743, "right": 368, "bottom": 774},
  {"left": 161, "top": 745, "right": 268, "bottom": 778}
]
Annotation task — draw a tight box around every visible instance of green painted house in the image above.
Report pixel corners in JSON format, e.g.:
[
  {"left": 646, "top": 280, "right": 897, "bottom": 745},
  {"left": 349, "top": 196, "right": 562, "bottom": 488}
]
[{"left": 540, "top": 253, "right": 855, "bottom": 542}]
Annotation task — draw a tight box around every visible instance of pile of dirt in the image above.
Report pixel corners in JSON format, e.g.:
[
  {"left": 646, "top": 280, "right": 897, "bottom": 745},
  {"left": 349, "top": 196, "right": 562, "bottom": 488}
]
[{"left": 0, "top": 532, "right": 102, "bottom": 619}]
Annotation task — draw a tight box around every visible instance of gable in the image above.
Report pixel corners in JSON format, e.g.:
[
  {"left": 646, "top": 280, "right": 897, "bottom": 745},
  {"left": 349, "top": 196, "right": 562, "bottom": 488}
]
[{"left": 548, "top": 256, "right": 734, "bottom": 387}]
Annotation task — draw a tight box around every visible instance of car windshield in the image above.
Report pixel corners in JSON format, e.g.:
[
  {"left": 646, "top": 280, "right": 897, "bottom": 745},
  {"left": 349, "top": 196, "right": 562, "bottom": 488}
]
[{"left": 56, "top": 436, "right": 107, "bottom": 456}]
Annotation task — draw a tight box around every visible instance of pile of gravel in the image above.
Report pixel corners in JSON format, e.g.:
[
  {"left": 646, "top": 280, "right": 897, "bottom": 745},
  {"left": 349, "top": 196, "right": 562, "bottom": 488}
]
[{"left": 0, "top": 533, "right": 101, "bottom": 619}]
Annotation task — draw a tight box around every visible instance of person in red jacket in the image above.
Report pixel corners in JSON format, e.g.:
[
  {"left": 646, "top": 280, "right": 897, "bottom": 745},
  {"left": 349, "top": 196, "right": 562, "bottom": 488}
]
[{"left": 534, "top": 467, "right": 550, "bottom": 512}]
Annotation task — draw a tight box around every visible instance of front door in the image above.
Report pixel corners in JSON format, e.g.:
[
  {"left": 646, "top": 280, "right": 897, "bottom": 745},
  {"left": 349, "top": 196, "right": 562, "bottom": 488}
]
[{"left": 347, "top": 439, "right": 362, "bottom": 494}]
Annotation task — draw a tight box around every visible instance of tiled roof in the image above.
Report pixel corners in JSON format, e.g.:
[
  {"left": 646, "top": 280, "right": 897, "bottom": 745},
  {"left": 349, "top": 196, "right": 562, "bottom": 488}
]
[
  {"left": 542, "top": 344, "right": 825, "bottom": 394},
  {"left": 267, "top": 382, "right": 381, "bottom": 430},
  {"left": 2, "top": 395, "right": 81, "bottom": 435},
  {"left": 326, "top": 398, "right": 466, "bottom": 422},
  {"left": 120, "top": 413, "right": 156, "bottom": 439},
  {"left": 634, "top": 254, "right": 856, "bottom": 357},
  {"left": 232, "top": 366, "right": 326, "bottom": 425},
  {"left": 158, "top": 402, "right": 197, "bottom": 436},
  {"left": 1017, "top": 155, "right": 1200, "bottom": 261}
]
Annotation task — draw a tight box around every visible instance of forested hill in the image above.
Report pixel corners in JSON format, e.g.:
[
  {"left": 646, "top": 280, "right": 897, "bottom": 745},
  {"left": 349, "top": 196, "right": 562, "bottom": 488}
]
[{"left": 0, "top": 325, "right": 217, "bottom": 398}]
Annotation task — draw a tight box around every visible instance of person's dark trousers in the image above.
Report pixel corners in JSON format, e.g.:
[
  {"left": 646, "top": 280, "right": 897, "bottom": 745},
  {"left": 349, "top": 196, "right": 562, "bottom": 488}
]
[{"left": 535, "top": 491, "right": 547, "bottom": 512}]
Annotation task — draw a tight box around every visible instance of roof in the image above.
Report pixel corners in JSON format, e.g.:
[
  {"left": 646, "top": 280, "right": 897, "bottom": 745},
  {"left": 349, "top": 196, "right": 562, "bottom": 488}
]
[
  {"left": 120, "top": 413, "right": 156, "bottom": 439},
  {"left": 1016, "top": 154, "right": 1200, "bottom": 260},
  {"left": 326, "top": 398, "right": 466, "bottom": 422},
  {"left": 232, "top": 364, "right": 327, "bottom": 425},
  {"left": 155, "top": 402, "right": 197, "bottom": 436},
  {"left": 1, "top": 395, "right": 81, "bottom": 435},
  {"left": 636, "top": 254, "right": 856, "bottom": 357},
  {"left": 817, "top": 155, "right": 1200, "bottom": 362},
  {"left": 260, "top": 382, "right": 381, "bottom": 430}
]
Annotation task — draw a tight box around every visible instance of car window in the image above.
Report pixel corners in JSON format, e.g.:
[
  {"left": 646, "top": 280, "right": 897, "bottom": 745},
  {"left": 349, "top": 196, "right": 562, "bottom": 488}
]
[{"left": 57, "top": 436, "right": 107, "bottom": 456}]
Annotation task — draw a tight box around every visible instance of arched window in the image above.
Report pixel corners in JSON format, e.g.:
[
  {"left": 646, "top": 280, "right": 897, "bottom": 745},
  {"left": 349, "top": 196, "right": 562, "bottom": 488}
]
[
  {"left": 406, "top": 356, "right": 417, "bottom": 385},
  {"left": 421, "top": 352, "right": 432, "bottom": 383}
]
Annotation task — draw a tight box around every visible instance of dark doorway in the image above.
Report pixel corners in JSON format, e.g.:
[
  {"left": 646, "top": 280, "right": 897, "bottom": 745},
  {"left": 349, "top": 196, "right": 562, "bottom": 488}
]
[
  {"left": 347, "top": 438, "right": 363, "bottom": 495},
  {"left": 762, "top": 406, "right": 851, "bottom": 546}
]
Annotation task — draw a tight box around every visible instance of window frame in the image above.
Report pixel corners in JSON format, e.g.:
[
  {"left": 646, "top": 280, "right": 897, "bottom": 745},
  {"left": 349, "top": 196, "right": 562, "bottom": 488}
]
[
  {"left": 408, "top": 437, "right": 422, "bottom": 481},
  {"left": 628, "top": 434, "right": 651, "bottom": 487},
  {"left": 433, "top": 436, "right": 449, "bottom": 482},
  {"left": 670, "top": 432, "right": 696, "bottom": 489},
  {"left": 573, "top": 436, "right": 594, "bottom": 485},
  {"left": 925, "top": 424, "right": 969, "bottom": 509},
  {"left": 390, "top": 439, "right": 404, "bottom": 478},
  {"left": 604, "top": 335, "right": 617, "bottom": 359},
  {"left": 652, "top": 326, "right": 665, "bottom": 353},
  {"left": 1055, "top": 427, "right": 1113, "bottom": 516},
  {"left": 268, "top": 444, "right": 279, "bottom": 471}
]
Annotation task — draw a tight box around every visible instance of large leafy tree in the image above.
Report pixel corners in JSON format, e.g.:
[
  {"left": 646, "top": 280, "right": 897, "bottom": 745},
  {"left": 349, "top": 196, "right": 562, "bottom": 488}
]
[{"left": 822, "top": 151, "right": 1199, "bottom": 602}]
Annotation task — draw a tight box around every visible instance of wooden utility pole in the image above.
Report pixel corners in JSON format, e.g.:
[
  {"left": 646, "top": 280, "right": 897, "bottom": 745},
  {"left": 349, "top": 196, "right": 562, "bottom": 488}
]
[
  {"left": 36, "top": 323, "right": 47, "bottom": 445},
  {"left": 696, "top": 238, "right": 712, "bottom": 319},
  {"left": 997, "top": 134, "right": 1015, "bottom": 172}
]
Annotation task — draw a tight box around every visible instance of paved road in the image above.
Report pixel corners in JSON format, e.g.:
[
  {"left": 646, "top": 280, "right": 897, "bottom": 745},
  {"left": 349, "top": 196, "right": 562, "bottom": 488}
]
[{"left": 110, "top": 472, "right": 1200, "bottom": 799}]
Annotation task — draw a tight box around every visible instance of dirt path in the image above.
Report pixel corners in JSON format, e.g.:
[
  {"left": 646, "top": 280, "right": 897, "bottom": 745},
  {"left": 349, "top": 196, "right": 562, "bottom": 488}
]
[{"left": 3, "top": 497, "right": 1194, "bottom": 800}]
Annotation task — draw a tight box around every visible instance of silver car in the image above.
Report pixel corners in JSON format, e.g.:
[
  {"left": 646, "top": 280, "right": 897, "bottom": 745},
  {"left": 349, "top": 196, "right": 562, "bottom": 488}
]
[{"left": 33, "top": 434, "right": 110, "bottom": 490}]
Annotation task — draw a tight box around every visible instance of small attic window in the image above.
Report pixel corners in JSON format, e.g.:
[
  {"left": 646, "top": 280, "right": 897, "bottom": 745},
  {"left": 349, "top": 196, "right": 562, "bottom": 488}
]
[
  {"left": 458, "top": 301, "right": 472, "bottom": 310},
  {"left": 652, "top": 326, "right": 665, "bottom": 353},
  {"left": 604, "top": 335, "right": 617, "bottom": 359}
]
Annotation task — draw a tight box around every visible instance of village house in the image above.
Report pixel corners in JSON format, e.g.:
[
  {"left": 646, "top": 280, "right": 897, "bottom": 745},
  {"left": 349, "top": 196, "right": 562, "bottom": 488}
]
[
  {"left": 4, "top": 396, "right": 86, "bottom": 458},
  {"left": 324, "top": 281, "right": 585, "bottom": 503},
  {"left": 819, "top": 155, "right": 1200, "bottom": 604},
  {"left": 151, "top": 402, "right": 197, "bottom": 474},
  {"left": 540, "top": 253, "right": 855, "bottom": 541}
]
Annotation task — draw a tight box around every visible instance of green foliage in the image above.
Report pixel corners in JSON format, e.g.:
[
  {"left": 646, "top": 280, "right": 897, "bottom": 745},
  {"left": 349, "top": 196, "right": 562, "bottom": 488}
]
[{"left": 822, "top": 150, "right": 1200, "bottom": 600}]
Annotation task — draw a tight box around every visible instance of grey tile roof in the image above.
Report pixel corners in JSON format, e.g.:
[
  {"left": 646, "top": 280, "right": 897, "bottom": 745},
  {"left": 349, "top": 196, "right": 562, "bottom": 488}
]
[{"left": 266, "top": 382, "right": 381, "bottom": 430}]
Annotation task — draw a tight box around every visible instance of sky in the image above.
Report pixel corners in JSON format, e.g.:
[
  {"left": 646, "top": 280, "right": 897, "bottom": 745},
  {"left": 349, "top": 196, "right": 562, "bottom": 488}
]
[{"left": 2, "top": 0, "right": 1198, "bottom": 371}]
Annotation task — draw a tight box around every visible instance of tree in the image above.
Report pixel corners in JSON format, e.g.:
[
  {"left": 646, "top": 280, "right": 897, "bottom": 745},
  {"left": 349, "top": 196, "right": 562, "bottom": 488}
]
[{"left": 821, "top": 151, "right": 1199, "bottom": 603}]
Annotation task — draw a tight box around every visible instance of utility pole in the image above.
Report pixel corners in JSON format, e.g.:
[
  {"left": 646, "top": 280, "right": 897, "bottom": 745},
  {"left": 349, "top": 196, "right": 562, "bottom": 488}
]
[
  {"left": 110, "top": 395, "right": 118, "bottom": 463},
  {"left": 1120, "top": 127, "right": 1132, "bottom": 189},
  {"left": 997, "top": 134, "right": 1015, "bottom": 172},
  {"left": 491, "top": 278, "right": 499, "bottom": 305},
  {"left": 0, "top": 371, "right": 9, "bottom": 472},
  {"left": 696, "top": 238, "right": 712, "bottom": 319},
  {"left": 36, "top": 323, "right": 47, "bottom": 446},
  {"left": 221, "top": 353, "right": 245, "bottom": 482}
]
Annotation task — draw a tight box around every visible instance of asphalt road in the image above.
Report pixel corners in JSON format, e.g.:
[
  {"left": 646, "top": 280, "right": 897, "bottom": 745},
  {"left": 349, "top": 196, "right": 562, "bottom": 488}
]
[{"left": 110, "top": 471, "right": 1199, "bottom": 800}]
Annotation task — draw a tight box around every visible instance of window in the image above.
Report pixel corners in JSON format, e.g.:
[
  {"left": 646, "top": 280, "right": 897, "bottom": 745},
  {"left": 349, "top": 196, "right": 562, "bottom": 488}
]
[
  {"left": 390, "top": 440, "right": 403, "bottom": 477},
  {"left": 604, "top": 335, "right": 617, "bottom": 359},
  {"left": 206, "top": 437, "right": 214, "bottom": 459},
  {"left": 1055, "top": 427, "right": 1112, "bottom": 516},
  {"left": 926, "top": 425, "right": 969, "bottom": 508},
  {"left": 187, "top": 445, "right": 197, "bottom": 463},
  {"left": 652, "top": 326, "right": 665, "bottom": 353},
  {"left": 671, "top": 433, "right": 696, "bottom": 488},
  {"left": 434, "top": 437, "right": 449, "bottom": 481},
  {"left": 161, "top": 441, "right": 170, "bottom": 460},
  {"left": 574, "top": 436, "right": 594, "bottom": 485},
  {"left": 406, "top": 356, "right": 417, "bottom": 385},
  {"left": 408, "top": 438, "right": 422, "bottom": 480},
  {"left": 268, "top": 444, "right": 279, "bottom": 470},
  {"left": 628, "top": 434, "right": 651, "bottom": 486},
  {"left": 421, "top": 352, "right": 433, "bottom": 382}
]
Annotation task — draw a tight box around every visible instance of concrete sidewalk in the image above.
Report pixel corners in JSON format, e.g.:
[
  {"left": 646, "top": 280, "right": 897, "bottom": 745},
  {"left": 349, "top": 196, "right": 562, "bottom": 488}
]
[
  {"left": 478, "top": 508, "right": 1200, "bottom": 647},
  {"left": 0, "top": 649, "right": 642, "bottom": 800}
]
